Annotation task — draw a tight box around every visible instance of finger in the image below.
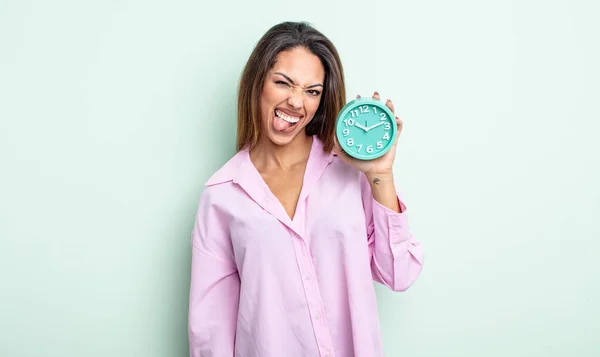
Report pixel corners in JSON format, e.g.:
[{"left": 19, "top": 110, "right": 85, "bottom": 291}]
[
  {"left": 373, "top": 91, "right": 380, "bottom": 101},
  {"left": 396, "top": 116, "right": 403, "bottom": 135},
  {"left": 386, "top": 99, "right": 395, "bottom": 115},
  {"left": 356, "top": 94, "right": 361, "bottom": 99}
]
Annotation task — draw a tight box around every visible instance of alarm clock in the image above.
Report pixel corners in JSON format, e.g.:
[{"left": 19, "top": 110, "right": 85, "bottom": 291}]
[{"left": 335, "top": 97, "right": 397, "bottom": 160}]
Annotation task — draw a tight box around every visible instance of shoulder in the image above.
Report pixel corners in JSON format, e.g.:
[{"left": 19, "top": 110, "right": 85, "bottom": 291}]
[
  {"left": 203, "top": 150, "right": 248, "bottom": 187},
  {"left": 195, "top": 150, "right": 248, "bottom": 211}
]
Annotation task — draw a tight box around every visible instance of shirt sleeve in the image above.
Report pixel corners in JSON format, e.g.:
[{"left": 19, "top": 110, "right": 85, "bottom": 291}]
[
  {"left": 360, "top": 173, "right": 425, "bottom": 292},
  {"left": 188, "top": 189, "right": 239, "bottom": 357}
]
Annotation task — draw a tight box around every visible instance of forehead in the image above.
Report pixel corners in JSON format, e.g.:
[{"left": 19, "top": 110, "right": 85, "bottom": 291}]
[{"left": 271, "top": 47, "right": 325, "bottom": 84}]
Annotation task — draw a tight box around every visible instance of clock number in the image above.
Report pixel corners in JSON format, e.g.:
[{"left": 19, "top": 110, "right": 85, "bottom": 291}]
[
  {"left": 380, "top": 113, "right": 387, "bottom": 121},
  {"left": 344, "top": 118, "right": 355, "bottom": 126},
  {"left": 383, "top": 132, "right": 390, "bottom": 140},
  {"left": 366, "top": 145, "right": 374, "bottom": 153},
  {"left": 376, "top": 141, "right": 383, "bottom": 149},
  {"left": 384, "top": 122, "right": 391, "bottom": 130},
  {"left": 373, "top": 106, "right": 377, "bottom": 113},
  {"left": 359, "top": 105, "right": 370, "bottom": 113},
  {"left": 346, "top": 138, "right": 354, "bottom": 146},
  {"left": 350, "top": 109, "right": 359, "bottom": 117},
  {"left": 356, "top": 144, "right": 363, "bottom": 152},
  {"left": 343, "top": 129, "right": 350, "bottom": 136}
]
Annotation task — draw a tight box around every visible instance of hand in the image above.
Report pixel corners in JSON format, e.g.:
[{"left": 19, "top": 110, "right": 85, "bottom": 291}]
[{"left": 333, "top": 91, "right": 403, "bottom": 176}]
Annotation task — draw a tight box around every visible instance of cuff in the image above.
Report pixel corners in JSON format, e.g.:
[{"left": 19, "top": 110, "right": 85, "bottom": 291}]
[{"left": 372, "top": 195, "right": 412, "bottom": 255}]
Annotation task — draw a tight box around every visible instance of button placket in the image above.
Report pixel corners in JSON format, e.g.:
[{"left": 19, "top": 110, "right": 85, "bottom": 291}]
[{"left": 290, "top": 231, "right": 335, "bottom": 357}]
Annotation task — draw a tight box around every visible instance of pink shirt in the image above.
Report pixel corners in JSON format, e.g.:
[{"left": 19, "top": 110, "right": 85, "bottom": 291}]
[{"left": 188, "top": 136, "right": 424, "bottom": 357}]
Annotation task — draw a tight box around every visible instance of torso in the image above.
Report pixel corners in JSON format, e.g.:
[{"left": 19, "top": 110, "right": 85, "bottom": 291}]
[
  {"left": 193, "top": 136, "right": 401, "bottom": 356},
  {"left": 260, "top": 162, "right": 307, "bottom": 220}
]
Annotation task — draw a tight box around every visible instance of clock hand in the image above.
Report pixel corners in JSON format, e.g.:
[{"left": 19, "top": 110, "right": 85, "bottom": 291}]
[
  {"left": 354, "top": 122, "right": 369, "bottom": 132},
  {"left": 365, "top": 121, "right": 385, "bottom": 131}
]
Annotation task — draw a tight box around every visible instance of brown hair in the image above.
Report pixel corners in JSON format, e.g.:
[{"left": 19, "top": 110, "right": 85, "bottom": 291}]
[{"left": 236, "top": 21, "right": 346, "bottom": 153}]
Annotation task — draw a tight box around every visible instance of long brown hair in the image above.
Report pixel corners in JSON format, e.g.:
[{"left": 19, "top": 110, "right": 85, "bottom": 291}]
[{"left": 236, "top": 21, "right": 346, "bottom": 153}]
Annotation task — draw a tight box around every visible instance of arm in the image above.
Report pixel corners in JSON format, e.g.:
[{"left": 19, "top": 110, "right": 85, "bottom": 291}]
[
  {"left": 361, "top": 171, "right": 424, "bottom": 291},
  {"left": 365, "top": 171, "right": 402, "bottom": 213},
  {"left": 188, "top": 191, "right": 239, "bottom": 356}
]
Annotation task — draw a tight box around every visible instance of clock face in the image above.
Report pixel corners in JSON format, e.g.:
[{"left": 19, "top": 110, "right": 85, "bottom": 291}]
[{"left": 335, "top": 98, "right": 397, "bottom": 160}]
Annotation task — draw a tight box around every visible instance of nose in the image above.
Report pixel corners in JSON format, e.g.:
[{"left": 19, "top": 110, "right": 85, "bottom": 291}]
[{"left": 287, "top": 88, "right": 303, "bottom": 109}]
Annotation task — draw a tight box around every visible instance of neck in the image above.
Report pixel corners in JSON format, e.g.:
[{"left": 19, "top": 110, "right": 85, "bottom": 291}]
[{"left": 250, "top": 134, "right": 313, "bottom": 171}]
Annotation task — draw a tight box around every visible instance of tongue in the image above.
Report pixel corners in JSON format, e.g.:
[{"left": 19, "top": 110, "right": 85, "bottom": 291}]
[{"left": 274, "top": 115, "right": 293, "bottom": 132}]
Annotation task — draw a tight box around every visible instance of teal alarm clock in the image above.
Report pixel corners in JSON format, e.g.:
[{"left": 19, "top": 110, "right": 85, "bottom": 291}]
[{"left": 335, "top": 97, "right": 397, "bottom": 160}]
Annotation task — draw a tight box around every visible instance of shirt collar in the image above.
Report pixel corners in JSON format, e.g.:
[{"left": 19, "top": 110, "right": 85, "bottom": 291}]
[
  {"left": 204, "top": 135, "right": 334, "bottom": 188},
  {"left": 204, "top": 135, "right": 335, "bottom": 237}
]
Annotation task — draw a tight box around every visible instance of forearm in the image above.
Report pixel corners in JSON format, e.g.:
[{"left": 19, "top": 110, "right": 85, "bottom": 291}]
[
  {"left": 364, "top": 171, "right": 402, "bottom": 213},
  {"left": 363, "top": 170, "right": 423, "bottom": 292}
]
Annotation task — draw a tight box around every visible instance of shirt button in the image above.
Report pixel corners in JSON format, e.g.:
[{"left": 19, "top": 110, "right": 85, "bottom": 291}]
[
  {"left": 315, "top": 313, "right": 321, "bottom": 319},
  {"left": 305, "top": 275, "right": 311, "bottom": 280}
]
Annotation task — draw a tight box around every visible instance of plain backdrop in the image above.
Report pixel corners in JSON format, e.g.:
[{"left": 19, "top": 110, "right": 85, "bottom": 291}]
[{"left": 1, "top": 0, "right": 598, "bottom": 356}]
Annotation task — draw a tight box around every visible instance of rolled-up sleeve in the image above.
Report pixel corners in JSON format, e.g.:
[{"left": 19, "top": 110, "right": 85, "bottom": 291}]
[
  {"left": 361, "top": 175, "right": 425, "bottom": 292},
  {"left": 188, "top": 190, "right": 239, "bottom": 356}
]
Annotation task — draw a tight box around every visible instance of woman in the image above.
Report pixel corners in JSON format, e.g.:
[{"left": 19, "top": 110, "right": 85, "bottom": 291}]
[{"left": 188, "top": 21, "right": 424, "bottom": 357}]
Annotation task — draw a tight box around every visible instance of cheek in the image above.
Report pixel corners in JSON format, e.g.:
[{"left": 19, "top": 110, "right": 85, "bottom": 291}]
[
  {"left": 263, "top": 83, "right": 285, "bottom": 103},
  {"left": 260, "top": 89, "right": 276, "bottom": 116},
  {"left": 307, "top": 98, "right": 322, "bottom": 116}
]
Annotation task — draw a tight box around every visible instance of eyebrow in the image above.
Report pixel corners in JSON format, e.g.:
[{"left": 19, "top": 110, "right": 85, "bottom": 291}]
[{"left": 274, "top": 72, "right": 323, "bottom": 89}]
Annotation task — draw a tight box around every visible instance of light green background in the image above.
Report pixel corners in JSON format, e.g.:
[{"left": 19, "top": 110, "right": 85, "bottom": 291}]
[{"left": 1, "top": 0, "right": 598, "bottom": 356}]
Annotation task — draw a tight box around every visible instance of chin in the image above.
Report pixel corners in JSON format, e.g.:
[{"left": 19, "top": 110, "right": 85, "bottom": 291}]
[{"left": 266, "top": 127, "right": 306, "bottom": 147}]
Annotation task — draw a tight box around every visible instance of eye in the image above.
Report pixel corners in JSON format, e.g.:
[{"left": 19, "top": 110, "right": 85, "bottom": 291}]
[
  {"left": 307, "top": 89, "right": 321, "bottom": 96},
  {"left": 275, "top": 80, "right": 289, "bottom": 87}
]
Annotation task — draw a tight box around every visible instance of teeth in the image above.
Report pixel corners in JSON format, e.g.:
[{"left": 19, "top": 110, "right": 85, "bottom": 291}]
[{"left": 275, "top": 109, "right": 300, "bottom": 123}]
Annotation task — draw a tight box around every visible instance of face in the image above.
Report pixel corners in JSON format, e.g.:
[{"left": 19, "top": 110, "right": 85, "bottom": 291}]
[{"left": 259, "top": 46, "right": 325, "bottom": 147}]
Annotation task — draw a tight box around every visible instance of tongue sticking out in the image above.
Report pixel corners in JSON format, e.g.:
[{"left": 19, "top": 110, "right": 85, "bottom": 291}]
[
  {"left": 274, "top": 115, "right": 292, "bottom": 132},
  {"left": 273, "top": 113, "right": 296, "bottom": 132}
]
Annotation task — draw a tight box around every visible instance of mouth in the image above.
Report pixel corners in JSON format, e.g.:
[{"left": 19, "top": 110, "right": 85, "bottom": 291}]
[
  {"left": 274, "top": 109, "right": 302, "bottom": 125},
  {"left": 272, "top": 108, "right": 303, "bottom": 133}
]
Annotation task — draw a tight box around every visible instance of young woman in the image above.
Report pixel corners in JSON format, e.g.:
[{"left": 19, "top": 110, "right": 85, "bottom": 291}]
[{"left": 188, "top": 21, "right": 424, "bottom": 357}]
